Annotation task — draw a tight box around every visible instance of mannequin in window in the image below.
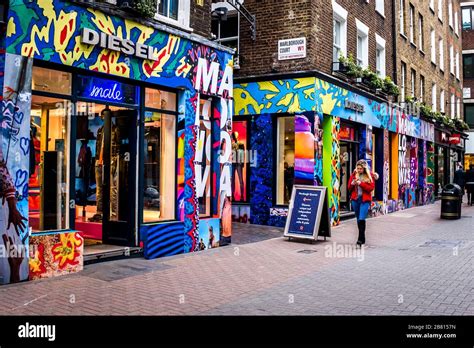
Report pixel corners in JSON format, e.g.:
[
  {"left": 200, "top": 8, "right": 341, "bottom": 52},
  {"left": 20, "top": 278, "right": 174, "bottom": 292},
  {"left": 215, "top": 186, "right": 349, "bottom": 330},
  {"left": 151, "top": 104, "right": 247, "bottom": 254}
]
[
  {"left": 231, "top": 132, "right": 245, "bottom": 202},
  {"left": 78, "top": 132, "right": 93, "bottom": 206},
  {"left": 284, "top": 162, "right": 294, "bottom": 203},
  {"left": 89, "top": 108, "right": 119, "bottom": 222}
]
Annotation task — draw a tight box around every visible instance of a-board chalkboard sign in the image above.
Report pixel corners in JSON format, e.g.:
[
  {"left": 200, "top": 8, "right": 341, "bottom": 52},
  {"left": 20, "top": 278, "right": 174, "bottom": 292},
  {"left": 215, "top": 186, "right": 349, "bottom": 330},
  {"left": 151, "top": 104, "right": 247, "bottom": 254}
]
[{"left": 283, "top": 185, "right": 331, "bottom": 240}]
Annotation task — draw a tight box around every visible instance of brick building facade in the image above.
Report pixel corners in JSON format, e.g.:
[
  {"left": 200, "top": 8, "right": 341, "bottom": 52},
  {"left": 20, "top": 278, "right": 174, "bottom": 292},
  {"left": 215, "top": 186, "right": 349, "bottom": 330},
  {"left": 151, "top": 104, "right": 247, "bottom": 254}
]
[
  {"left": 235, "top": 0, "right": 394, "bottom": 80},
  {"left": 461, "top": 0, "right": 474, "bottom": 167},
  {"left": 395, "top": 0, "right": 463, "bottom": 117}
]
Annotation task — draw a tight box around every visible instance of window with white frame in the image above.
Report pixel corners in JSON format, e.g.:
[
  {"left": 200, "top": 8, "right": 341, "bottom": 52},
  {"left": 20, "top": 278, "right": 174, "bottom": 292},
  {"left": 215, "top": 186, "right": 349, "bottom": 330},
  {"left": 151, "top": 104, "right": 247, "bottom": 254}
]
[
  {"left": 157, "top": 0, "right": 190, "bottom": 29},
  {"left": 356, "top": 19, "right": 369, "bottom": 67},
  {"left": 418, "top": 14, "right": 424, "bottom": 50},
  {"left": 376, "top": 34, "right": 386, "bottom": 77},
  {"left": 430, "top": 0, "right": 434, "bottom": 11},
  {"left": 451, "top": 93, "right": 455, "bottom": 118},
  {"left": 455, "top": 11, "right": 459, "bottom": 35},
  {"left": 438, "top": 0, "right": 443, "bottom": 21},
  {"left": 409, "top": 4, "right": 415, "bottom": 43},
  {"left": 440, "top": 89, "right": 445, "bottom": 113},
  {"left": 431, "top": 29, "right": 436, "bottom": 63},
  {"left": 450, "top": 44, "right": 454, "bottom": 74},
  {"left": 401, "top": 61, "right": 406, "bottom": 101},
  {"left": 410, "top": 69, "right": 416, "bottom": 97},
  {"left": 333, "top": 1, "right": 348, "bottom": 63},
  {"left": 448, "top": 0, "right": 453, "bottom": 28},
  {"left": 432, "top": 83, "right": 437, "bottom": 111},
  {"left": 456, "top": 51, "right": 460, "bottom": 79},
  {"left": 420, "top": 75, "right": 425, "bottom": 102},
  {"left": 400, "top": 0, "right": 405, "bottom": 35},
  {"left": 439, "top": 38, "right": 444, "bottom": 71},
  {"left": 376, "top": 0, "right": 384, "bottom": 16},
  {"left": 457, "top": 97, "right": 461, "bottom": 118}
]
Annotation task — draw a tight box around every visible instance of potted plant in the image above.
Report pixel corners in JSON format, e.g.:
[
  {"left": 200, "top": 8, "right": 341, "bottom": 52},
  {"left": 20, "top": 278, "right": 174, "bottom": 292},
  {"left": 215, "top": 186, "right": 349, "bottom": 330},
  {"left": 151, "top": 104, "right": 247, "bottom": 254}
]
[
  {"left": 382, "top": 76, "right": 400, "bottom": 97},
  {"left": 116, "top": 0, "right": 158, "bottom": 18},
  {"left": 339, "top": 54, "right": 363, "bottom": 80},
  {"left": 362, "top": 68, "right": 384, "bottom": 90}
]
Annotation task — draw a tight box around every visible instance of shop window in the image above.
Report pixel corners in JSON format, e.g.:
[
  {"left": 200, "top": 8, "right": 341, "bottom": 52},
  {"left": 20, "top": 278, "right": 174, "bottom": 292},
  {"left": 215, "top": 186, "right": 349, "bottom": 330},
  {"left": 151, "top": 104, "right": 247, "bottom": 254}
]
[
  {"left": 197, "top": 98, "right": 213, "bottom": 217},
  {"left": 276, "top": 116, "right": 295, "bottom": 205},
  {"left": 29, "top": 96, "right": 70, "bottom": 232},
  {"left": 143, "top": 112, "right": 176, "bottom": 222},
  {"left": 142, "top": 88, "right": 177, "bottom": 223},
  {"left": 32, "top": 66, "right": 72, "bottom": 95},
  {"left": 145, "top": 88, "right": 177, "bottom": 112},
  {"left": 231, "top": 120, "right": 249, "bottom": 203}
]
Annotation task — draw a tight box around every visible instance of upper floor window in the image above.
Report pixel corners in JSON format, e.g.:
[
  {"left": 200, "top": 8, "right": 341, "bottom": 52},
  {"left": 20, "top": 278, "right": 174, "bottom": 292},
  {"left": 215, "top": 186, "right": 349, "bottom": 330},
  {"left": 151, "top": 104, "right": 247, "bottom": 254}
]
[
  {"left": 212, "top": 10, "right": 240, "bottom": 66},
  {"left": 463, "top": 54, "right": 474, "bottom": 78},
  {"left": 420, "top": 75, "right": 425, "bottom": 102},
  {"left": 157, "top": 0, "right": 190, "bottom": 29},
  {"left": 450, "top": 93, "right": 455, "bottom": 118},
  {"left": 333, "top": 1, "right": 348, "bottom": 62},
  {"left": 450, "top": 44, "right": 454, "bottom": 75},
  {"left": 401, "top": 61, "right": 407, "bottom": 102},
  {"left": 410, "top": 69, "right": 416, "bottom": 97},
  {"left": 430, "top": 29, "right": 436, "bottom": 64},
  {"left": 439, "top": 38, "right": 444, "bottom": 71},
  {"left": 409, "top": 4, "right": 415, "bottom": 43},
  {"left": 418, "top": 14, "right": 424, "bottom": 51},
  {"left": 400, "top": 0, "right": 405, "bottom": 35},
  {"left": 463, "top": 7, "right": 472, "bottom": 30},
  {"left": 376, "top": 0, "right": 385, "bottom": 16},
  {"left": 159, "top": 0, "right": 178, "bottom": 20},
  {"left": 440, "top": 90, "right": 445, "bottom": 113},
  {"left": 454, "top": 11, "right": 459, "bottom": 35},
  {"left": 438, "top": 0, "right": 443, "bottom": 21},
  {"left": 430, "top": 0, "right": 434, "bottom": 12},
  {"left": 356, "top": 19, "right": 369, "bottom": 67},
  {"left": 456, "top": 51, "right": 460, "bottom": 79},
  {"left": 376, "top": 34, "right": 386, "bottom": 77},
  {"left": 448, "top": 0, "right": 453, "bottom": 28},
  {"left": 432, "top": 83, "right": 437, "bottom": 112}
]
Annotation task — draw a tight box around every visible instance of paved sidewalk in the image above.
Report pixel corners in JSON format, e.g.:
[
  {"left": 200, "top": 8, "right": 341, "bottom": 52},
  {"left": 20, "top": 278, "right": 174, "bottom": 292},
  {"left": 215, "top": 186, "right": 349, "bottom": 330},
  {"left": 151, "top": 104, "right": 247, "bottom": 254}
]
[{"left": 0, "top": 202, "right": 472, "bottom": 315}]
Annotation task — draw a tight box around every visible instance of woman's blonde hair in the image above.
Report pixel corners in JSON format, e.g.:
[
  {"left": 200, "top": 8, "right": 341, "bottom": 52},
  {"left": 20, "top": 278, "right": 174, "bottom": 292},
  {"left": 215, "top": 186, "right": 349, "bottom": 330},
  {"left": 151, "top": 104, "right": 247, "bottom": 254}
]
[{"left": 355, "top": 160, "right": 373, "bottom": 183}]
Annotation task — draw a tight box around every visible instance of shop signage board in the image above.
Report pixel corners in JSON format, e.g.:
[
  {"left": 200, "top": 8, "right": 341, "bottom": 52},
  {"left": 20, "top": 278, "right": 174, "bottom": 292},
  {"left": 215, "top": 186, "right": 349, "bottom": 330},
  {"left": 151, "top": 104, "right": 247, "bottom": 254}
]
[
  {"left": 278, "top": 37, "right": 306, "bottom": 60},
  {"left": 283, "top": 185, "right": 331, "bottom": 240},
  {"left": 449, "top": 134, "right": 461, "bottom": 145}
]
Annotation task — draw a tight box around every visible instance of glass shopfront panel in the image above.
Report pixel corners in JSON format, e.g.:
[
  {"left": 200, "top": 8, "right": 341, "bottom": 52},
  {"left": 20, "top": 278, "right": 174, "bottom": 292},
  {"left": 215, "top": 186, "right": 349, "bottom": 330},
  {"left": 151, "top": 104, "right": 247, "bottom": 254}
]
[
  {"left": 276, "top": 116, "right": 295, "bottom": 205},
  {"left": 29, "top": 95, "right": 70, "bottom": 232}
]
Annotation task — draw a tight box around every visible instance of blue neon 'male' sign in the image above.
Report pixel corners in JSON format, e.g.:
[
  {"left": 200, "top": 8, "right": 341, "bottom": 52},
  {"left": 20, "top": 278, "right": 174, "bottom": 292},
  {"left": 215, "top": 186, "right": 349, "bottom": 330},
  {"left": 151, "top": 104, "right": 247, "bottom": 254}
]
[{"left": 78, "top": 75, "right": 137, "bottom": 104}]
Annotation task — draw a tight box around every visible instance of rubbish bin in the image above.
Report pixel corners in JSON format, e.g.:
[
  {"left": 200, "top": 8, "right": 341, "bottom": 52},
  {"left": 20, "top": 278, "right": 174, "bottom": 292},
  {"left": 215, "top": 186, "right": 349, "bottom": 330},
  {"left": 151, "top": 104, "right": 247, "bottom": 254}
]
[{"left": 440, "top": 183, "right": 462, "bottom": 219}]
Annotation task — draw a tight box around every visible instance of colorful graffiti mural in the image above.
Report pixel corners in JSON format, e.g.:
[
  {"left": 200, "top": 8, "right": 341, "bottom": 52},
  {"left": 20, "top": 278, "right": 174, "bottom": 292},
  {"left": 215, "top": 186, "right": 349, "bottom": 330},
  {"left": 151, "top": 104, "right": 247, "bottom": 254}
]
[
  {"left": 235, "top": 78, "right": 397, "bottom": 132},
  {"left": 322, "top": 116, "right": 340, "bottom": 226},
  {"left": 141, "top": 222, "right": 185, "bottom": 259},
  {"left": 6, "top": 0, "right": 233, "bottom": 91},
  {"left": 29, "top": 232, "right": 83, "bottom": 280},
  {"left": 0, "top": 53, "right": 33, "bottom": 284},
  {"left": 249, "top": 114, "right": 273, "bottom": 225}
]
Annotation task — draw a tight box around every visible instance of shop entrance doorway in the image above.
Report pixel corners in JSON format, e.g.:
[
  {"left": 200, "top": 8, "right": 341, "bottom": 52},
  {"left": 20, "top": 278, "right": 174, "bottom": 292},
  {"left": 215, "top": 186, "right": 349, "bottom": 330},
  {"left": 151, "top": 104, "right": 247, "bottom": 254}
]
[
  {"left": 340, "top": 141, "right": 358, "bottom": 212},
  {"left": 75, "top": 104, "right": 137, "bottom": 249}
]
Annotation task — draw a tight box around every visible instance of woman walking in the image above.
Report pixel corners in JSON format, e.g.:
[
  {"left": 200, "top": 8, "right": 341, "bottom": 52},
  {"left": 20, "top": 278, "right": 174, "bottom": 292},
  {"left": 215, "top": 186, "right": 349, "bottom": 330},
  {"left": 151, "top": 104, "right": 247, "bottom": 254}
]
[{"left": 348, "top": 160, "right": 375, "bottom": 247}]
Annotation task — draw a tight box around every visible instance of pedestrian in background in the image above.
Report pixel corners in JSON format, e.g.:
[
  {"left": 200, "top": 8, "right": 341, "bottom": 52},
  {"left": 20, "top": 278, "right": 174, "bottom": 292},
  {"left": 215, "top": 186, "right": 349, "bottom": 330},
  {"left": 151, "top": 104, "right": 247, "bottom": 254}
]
[
  {"left": 348, "top": 160, "right": 375, "bottom": 247},
  {"left": 453, "top": 163, "right": 466, "bottom": 202},
  {"left": 465, "top": 164, "right": 474, "bottom": 206}
]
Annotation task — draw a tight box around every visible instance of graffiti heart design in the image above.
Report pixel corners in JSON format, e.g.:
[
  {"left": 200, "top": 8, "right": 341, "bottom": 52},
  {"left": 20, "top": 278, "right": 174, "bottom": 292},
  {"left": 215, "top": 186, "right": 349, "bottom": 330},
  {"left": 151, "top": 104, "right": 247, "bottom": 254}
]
[
  {"left": 13, "top": 111, "right": 24, "bottom": 125},
  {"left": 20, "top": 137, "right": 30, "bottom": 156},
  {"left": 15, "top": 169, "right": 28, "bottom": 188}
]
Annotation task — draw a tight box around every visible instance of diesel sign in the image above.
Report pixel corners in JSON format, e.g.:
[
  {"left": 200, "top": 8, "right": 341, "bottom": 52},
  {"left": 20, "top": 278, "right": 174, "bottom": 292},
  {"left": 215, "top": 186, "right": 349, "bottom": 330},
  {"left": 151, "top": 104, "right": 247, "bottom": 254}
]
[
  {"left": 344, "top": 99, "right": 365, "bottom": 113},
  {"left": 81, "top": 28, "right": 159, "bottom": 61}
]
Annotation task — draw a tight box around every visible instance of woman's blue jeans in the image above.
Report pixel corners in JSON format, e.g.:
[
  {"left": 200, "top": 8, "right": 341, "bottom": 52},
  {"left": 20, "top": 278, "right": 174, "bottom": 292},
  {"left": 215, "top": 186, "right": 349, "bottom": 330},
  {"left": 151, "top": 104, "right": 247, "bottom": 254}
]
[{"left": 351, "top": 197, "right": 369, "bottom": 221}]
